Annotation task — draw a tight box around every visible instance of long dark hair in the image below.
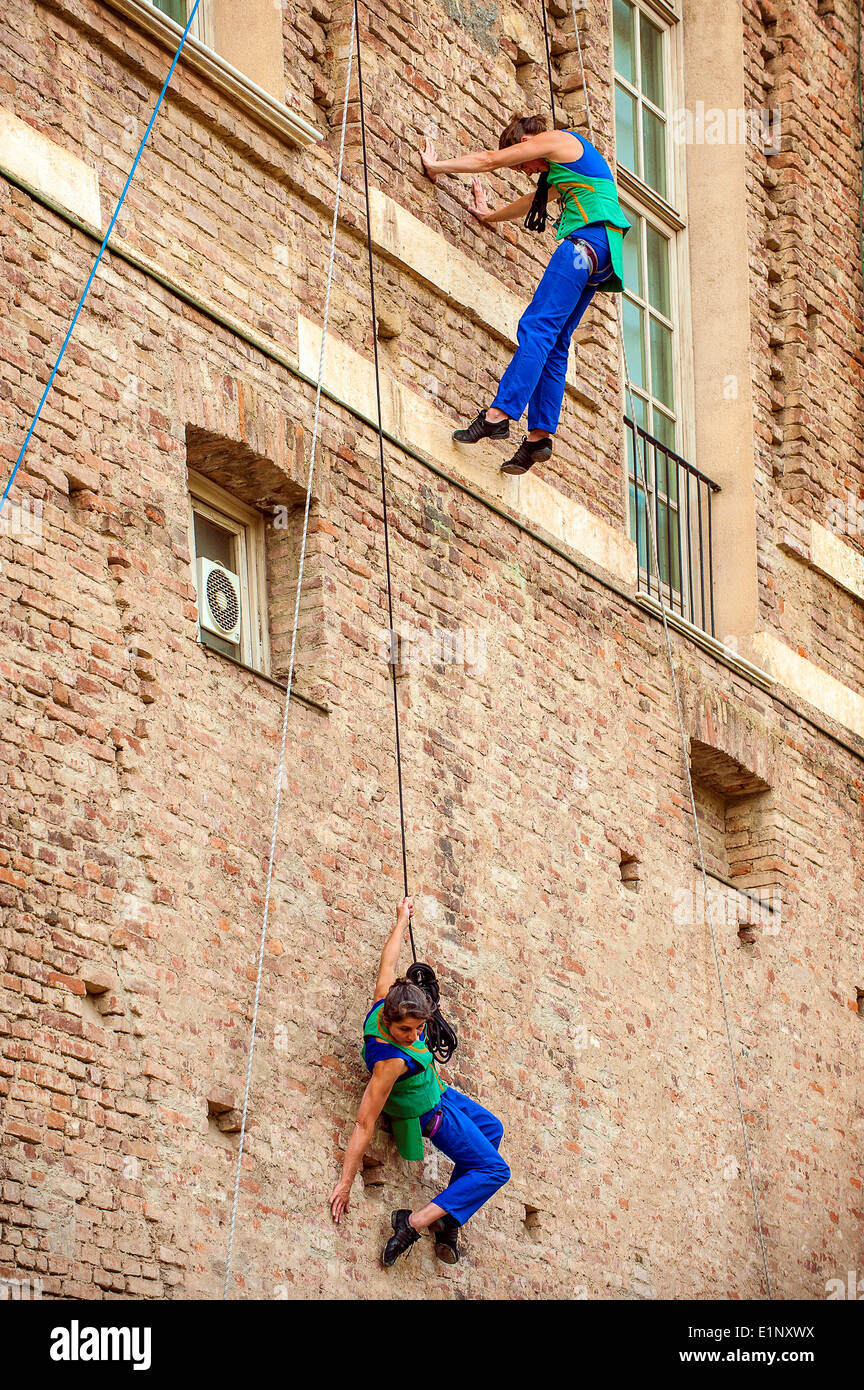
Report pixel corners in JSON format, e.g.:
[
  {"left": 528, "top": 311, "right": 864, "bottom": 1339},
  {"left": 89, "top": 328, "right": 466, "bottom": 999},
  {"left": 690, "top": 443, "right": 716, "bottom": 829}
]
[{"left": 381, "top": 968, "right": 458, "bottom": 1064}]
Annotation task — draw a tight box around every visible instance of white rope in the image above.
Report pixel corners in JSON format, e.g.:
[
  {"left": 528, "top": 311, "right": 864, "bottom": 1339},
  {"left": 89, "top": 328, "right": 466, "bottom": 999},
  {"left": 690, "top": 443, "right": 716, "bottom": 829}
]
[
  {"left": 569, "top": 0, "right": 595, "bottom": 143},
  {"left": 560, "top": 0, "right": 772, "bottom": 1297},
  {"left": 222, "top": 5, "right": 357, "bottom": 1299}
]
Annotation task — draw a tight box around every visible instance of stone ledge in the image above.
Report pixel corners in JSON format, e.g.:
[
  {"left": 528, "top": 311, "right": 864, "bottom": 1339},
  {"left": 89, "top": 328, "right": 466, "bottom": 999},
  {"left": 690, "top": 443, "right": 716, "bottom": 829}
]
[
  {"left": 809, "top": 520, "right": 864, "bottom": 604},
  {"left": 746, "top": 630, "right": 864, "bottom": 742},
  {"left": 634, "top": 593, "right": 775, "bottom": 691},
  {"left": 297, "top": 315, "right": 636, "bottom": 589},
  {"left": 0, "top": 106, "right": 102, "bottom": 231}
]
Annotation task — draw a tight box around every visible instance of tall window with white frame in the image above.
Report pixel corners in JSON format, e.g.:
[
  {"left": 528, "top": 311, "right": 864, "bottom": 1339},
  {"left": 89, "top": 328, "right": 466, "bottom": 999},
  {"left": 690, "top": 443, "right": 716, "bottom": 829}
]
[{"left": 613, "top": 0, "right": 690, "bottom": 610}]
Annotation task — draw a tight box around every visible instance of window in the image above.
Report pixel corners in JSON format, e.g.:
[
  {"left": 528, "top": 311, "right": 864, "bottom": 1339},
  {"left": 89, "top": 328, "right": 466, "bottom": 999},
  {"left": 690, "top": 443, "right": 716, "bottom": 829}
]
[
  {"left": 144, "top": 0, "right": 283, "bottom": 101},
  {"left": 188, "top": 473, "right": 269, "bottom": 672},
  {"left": 150, "top": 0, "right": 208, "bottom": 39},
  {"left": 613, "top": 0, "right": 692, "bottom": 604},
  {"left": 613, "top": 0, "right": 668, "bottom": 199}
]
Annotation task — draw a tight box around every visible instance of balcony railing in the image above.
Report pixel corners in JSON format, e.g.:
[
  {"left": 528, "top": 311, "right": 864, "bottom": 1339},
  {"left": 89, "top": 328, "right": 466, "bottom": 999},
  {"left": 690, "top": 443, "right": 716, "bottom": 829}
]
[{"left": 625, "top": 419, "right": 721, "bottom": 637}]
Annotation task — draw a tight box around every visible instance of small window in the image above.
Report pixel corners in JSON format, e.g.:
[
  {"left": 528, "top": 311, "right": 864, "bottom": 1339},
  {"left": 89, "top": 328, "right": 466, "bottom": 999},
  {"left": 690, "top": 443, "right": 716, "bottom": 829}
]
[{"left": 188, "top": 473, "right": 269, "bottom": 673}]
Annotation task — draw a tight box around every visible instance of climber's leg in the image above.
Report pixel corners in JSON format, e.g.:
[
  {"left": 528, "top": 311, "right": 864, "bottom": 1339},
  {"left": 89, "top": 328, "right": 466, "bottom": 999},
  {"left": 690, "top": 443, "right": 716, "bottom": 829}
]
[{"left": 453, "top": 238, "right": 591, "bottom": 445}]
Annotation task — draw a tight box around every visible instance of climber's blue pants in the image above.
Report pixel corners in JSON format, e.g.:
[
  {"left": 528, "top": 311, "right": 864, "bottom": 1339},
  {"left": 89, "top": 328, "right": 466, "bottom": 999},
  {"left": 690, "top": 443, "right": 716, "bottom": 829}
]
[
  {"left": 429, "top": 1088, "right": 510, "bottom": 1226},
  {"left": 491, "top": 235, "right": 611, "bottom": 435}
]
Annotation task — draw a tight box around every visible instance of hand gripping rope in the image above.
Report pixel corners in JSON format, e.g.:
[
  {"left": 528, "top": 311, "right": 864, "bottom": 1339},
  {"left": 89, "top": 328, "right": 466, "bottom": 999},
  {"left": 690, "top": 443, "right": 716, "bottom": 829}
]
[{"left": 540, "top": 1, "right": 773, "bottom": 1297}]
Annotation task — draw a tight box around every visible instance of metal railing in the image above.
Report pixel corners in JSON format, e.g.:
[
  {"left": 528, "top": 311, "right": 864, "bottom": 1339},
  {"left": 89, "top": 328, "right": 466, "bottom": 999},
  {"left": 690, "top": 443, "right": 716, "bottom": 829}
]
[{"left": 625, "top": 419, "right": 721, "bottom": 637}]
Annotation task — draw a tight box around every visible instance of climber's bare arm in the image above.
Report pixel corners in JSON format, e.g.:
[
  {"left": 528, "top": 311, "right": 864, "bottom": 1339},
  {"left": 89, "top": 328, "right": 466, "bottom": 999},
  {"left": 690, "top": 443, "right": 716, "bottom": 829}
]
[
  {"left": 330, "top": 1059, "right": 404, "bottom": 1222},
  {"left": 469, "top": 181, "right": 560, "bottom": 226},
  {"left": 421, "top": 131, "right": 583, "bottom": 179},
  {"left": 374, "top": 895, "right": 414, "bottom": 1000}
]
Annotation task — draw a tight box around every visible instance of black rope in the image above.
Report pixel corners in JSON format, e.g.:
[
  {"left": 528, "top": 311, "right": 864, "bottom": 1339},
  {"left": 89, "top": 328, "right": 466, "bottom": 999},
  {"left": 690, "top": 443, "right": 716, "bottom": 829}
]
[
  {"left": 525, "top": 3, "right": 557, "bottom": 232},
  {"left": 354, "top": 4, "right": 459, "bottom": 1063},
  {"left": 354, "top": 0, "right": 415, "bottom": 962},
  {"left": 406, "top": 963, "right": 458, "bottom": 1063},
  {"left": 540, "top": 0, "right": 557, "bottom": 131}
]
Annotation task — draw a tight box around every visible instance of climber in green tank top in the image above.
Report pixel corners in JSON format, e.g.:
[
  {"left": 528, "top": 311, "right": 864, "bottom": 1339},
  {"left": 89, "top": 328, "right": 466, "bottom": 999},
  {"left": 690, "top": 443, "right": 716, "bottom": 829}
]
[
  {"left": 422, "top": 113, "right": 631, "bottom": 475},
  {"left": 330, "top": 896, "right": 510, "bottom": 1268}
]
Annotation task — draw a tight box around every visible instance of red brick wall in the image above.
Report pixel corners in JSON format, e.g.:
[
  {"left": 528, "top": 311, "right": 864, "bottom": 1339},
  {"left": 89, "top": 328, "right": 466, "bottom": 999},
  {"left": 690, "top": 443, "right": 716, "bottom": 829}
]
[
  {"left": 1, "top": 0, "right": 863, "bottom": 1299},
  {"left": 744, "top": 0, "right": 864, "bottom": 693}
]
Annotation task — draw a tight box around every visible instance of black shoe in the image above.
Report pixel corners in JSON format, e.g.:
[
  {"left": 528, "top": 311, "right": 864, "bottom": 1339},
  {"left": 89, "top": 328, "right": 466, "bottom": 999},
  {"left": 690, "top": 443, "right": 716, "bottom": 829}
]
[
  {"left": 501, "top": 436, "right": 553, "bottom": 475},
  {"left": 381, "top": 1209, "right": 421, "bottom": 1267},
  {"left": 432, "top": 1215, "right": 460, "bottom": 1264},
  {"left": 453, "top": 410, "right": 510, "bottom": 444}
]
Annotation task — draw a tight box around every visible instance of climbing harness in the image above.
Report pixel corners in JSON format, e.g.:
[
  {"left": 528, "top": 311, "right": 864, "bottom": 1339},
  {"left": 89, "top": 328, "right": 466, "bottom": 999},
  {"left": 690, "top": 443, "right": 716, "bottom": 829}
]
[
  {"left": 353, "top": 0, "right": 458, "bottom": 1065},
  {"left": 541, "top": 1, "right": 773, "bottom": 1298},
  {"left": 1, "top": 0, "right": 203, "bottom": 515}
]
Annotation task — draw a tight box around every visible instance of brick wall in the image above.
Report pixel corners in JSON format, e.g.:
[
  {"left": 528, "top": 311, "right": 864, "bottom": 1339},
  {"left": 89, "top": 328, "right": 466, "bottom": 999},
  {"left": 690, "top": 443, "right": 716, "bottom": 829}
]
[{"left": 744, "top": 0, "right": 864, "bottom": 692}]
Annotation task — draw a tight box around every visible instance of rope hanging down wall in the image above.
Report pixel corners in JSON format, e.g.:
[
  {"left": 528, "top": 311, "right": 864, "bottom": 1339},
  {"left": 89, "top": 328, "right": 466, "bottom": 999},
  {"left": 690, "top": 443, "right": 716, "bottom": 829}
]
[
  {"left": 221, "top": 4, "right": 358, "bottom": 1300},
  {"left": 1, "top": 0, "right": 203, "bottom": 515},
  {"left": 539, "top": 1, "right": 772, "bottom": 1297},
  {"left": 353, "top": 0, "right": 458, "bottom": 1066}
]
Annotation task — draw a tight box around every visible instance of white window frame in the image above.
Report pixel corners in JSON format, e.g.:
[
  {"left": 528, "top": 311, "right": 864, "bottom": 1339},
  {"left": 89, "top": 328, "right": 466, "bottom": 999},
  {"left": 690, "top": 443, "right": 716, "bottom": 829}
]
[{"left": 187, "top": 471, "right": 270, "bottom": 674}]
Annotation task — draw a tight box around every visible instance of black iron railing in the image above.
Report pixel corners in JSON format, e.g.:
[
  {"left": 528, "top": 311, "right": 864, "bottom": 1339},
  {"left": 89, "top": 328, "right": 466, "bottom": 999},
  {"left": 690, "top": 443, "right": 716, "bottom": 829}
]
[{"left": 625, "top": 419, "right": 721, "bottom": 637}]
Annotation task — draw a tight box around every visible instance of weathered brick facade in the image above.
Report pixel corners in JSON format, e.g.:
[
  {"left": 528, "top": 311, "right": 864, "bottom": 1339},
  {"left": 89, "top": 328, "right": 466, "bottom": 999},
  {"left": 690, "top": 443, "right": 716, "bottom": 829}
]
[{"left": 1, "top": 0, "right": 862, "bottom": 1301}]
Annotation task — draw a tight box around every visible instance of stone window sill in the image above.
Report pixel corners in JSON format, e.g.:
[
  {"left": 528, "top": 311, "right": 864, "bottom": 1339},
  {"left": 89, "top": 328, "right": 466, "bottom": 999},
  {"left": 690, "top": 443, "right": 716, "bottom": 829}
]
[{"left": 98, "top": 0, "right": 322, "bottom": 149}]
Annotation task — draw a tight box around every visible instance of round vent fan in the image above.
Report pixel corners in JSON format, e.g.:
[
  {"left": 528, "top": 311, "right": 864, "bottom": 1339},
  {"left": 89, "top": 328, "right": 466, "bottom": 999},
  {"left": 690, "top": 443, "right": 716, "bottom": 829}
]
[
  {"left": 196, "top": 557, "right": 242, "bottom": 644},
  {"left": 206, "top": 567, "right": 240, "bottom": 634}
]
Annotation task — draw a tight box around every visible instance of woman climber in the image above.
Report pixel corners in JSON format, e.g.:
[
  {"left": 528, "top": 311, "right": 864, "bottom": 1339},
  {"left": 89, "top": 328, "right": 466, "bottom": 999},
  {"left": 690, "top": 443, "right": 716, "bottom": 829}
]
[
  {"left": 329, "top": 895, "right": 510, "bottom": 1267},
  {"left": 421, "top": 115, "right": 631, "bottom": 475}
]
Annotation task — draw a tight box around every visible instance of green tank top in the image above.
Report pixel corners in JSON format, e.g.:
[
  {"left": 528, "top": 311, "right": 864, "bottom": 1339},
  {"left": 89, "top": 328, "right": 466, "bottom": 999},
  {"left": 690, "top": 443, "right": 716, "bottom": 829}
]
[
  {"left": 545, "top": 141, "right": 632, "bottom": 293},
  {"left": 362, "top": 1001, "right": 446, "bottom": 1160}
]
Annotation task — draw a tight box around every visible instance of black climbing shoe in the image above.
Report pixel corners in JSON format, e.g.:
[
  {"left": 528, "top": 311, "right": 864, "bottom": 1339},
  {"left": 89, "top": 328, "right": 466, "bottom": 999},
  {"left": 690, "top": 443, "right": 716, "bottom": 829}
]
[
  {"left": 432, "top": 1214, "right": 460, "bottom": 1264},
  {"left": 453, "top": 410, "right": 510, "bottom": 444},
  {"left": 381, "top": 1209, "right": 421, "bottom": 1267},
  {"left": 501, "top": 436, "right": 553, "bottom": 475}
]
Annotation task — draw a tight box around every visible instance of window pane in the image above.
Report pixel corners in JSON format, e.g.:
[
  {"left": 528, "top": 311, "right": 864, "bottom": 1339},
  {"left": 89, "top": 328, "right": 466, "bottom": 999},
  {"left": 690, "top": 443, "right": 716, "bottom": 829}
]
[
  {"left": 655, "top": 499, "right": 681, "bottom": 593},
  {"left": 623, "top": 297, "right": 646, "bottom": 391},
  {"left": 154, "top": 0, "right": 188, "bottom": 21},
  {"left": 629, "top": 480, "right": 650, "bottom": 571},
  {"left": 640, "top": 13, "right": 665, "bottom": 110},
  {"left": 649, "top": 316, "right": 674, "bottom": 410},
  {"left": 157, "top": 0, "right": 189, "bottom": 21},
  {"left": 615, "top": 84, "right": 638, "bottom": 175},
  {"left": 629, "top": 393, "right": 649, "bottom": 432},
  {"left": 652, "top": 409, "right": 676, "bottom": 453},
  {"left": 194, "top": 511, "right": 235, "bottom": 570},
  {"left": 646, "top": 224, "right": 671, "bottom": 317},
  {"left": 642, "top": 107, "right": 667, "bottom": 198},
  {"left": 613, "top": 0, "right": 636, "bottom": 85},
  {"left": 621, "top": 206, "right": 643, "bottom": 297}
]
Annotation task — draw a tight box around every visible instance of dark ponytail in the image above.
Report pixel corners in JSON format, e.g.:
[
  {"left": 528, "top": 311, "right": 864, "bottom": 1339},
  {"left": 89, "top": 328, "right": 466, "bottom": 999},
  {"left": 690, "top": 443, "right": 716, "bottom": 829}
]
[
  {"left": 405, "top": 963, "right": 458, "bottom": 1064},
  {"left": 524, "top": 170, "right": 550, "bottom": 232}
]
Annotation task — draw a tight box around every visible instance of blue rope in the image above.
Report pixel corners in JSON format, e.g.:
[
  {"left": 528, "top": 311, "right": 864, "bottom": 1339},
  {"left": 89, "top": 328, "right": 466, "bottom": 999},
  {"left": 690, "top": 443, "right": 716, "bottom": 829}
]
[{"left": 1, "top": 0, "right": 202, "bottom": 515}]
